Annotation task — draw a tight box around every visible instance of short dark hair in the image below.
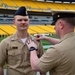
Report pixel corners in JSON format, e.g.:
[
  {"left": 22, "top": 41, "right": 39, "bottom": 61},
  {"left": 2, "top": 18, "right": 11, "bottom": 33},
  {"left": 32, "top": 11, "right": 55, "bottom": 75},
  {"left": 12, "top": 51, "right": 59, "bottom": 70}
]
[{"left": 61, "top": 17, "right": 75, "bottom": 27}]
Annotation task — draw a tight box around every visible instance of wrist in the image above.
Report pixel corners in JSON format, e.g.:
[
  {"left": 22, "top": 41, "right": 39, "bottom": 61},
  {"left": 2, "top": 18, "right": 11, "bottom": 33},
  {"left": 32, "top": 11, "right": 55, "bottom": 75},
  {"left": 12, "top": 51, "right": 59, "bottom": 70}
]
[{"left": 29, "top": 46, "right": 38, "bottom": 51}]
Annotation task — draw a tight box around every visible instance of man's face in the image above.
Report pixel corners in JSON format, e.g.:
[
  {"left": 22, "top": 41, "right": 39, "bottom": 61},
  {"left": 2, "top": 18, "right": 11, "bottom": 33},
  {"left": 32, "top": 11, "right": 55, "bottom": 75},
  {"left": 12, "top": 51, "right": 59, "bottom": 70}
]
[
  {"left": 54, "top": 19, "right": 61, "bottom": 38},
  {"left": 14, "top": 15, "right": 29, "bottom": 31}
]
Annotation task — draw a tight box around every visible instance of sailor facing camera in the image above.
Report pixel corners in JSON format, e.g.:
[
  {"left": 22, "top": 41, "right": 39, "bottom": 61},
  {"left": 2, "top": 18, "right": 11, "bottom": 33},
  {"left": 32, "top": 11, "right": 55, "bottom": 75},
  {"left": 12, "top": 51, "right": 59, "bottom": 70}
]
[{"left": 0, "top": 6, "right": 44, "bottom": 75}]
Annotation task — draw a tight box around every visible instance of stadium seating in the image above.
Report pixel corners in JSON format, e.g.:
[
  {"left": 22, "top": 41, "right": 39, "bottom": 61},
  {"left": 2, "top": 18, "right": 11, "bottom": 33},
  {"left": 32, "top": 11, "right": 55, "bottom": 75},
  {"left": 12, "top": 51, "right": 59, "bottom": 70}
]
[
  {"left": 44, "top": 2, "right": 59, "bottom": 10},
  {"left": 0, "top": 25, "right": 55, "bottom": 36},
  {"left": 35, "top": 25, "right": 55, "bottom": 33},
  {"left": 29, "top": 25, "right": 48, "bottom": 33},
  {"left": 0, "top": 29, "right": 6, "bottom": 35},
  {"left": 33, "top": 1, "right": 48, "bottom": 10},
  {"left": 24, "top": 1, "right": 39, "bottom": 9},
  {"left": 2, "top": 0, "right": 17, "bottom": 7},
  {"left": 0, "top": 0, "right": 75, "bottom": 11},
  {"left": 62, "top": 3, "right": 74, "bottom": 10},
  {"left": 1, "top": 24, "right": 75, "bottom": 36},
  {"left": 0, "top": 0, "right": 75, "bottom": 37},
  {"left": 0, "top": 25, "right": 16, "bottom": 35},
  {"left": 23, "top": 0, "right": 43, "bottom": 12},
  {"left": 0, "top": 1, "right": 6, "bottom": 9},
  {"left": 13, "top": 0, "right": 27, "bottom": 7}
]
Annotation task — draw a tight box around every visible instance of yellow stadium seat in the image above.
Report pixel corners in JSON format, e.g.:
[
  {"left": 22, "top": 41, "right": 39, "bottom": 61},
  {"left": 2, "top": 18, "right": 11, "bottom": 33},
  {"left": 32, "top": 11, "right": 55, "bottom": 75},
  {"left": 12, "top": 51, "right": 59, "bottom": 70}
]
[
  {"left": 13, "top": 0, "right": 27, "bottom": 7},
  {"left": 0, "top": 0, "right": 75, "bottom": 12},
  {"left": 63, "top": 3, "right": 75, "bottom": 10},
  {"left": 2, "top": 0, "right": 17, "bottom": 7},
  {"left": 33, "top": 1, "right": 48, "bottom": 10},
  {"left": 1, "top": 24, "right": 75, "bottom": 35},
  {"left": 0, "top": 29, "right": 7, "bottom": 35},
  {"left": 37, "top": 25, "right": 55, "bottom": 33},
  {"left": 0, "top": 25, "right": 16, "bottom": 35},
  {"left": 44, "top": 2, "right": 59, "bottom": 10},
  {"left": 24, "top": 1, "right": 39, "bottom": 9}
]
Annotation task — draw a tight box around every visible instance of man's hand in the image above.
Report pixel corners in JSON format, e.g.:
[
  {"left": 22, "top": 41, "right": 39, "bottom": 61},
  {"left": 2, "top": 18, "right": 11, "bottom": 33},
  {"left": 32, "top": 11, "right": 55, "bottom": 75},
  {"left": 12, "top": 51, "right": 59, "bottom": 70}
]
[
  {"left": 36, "top": 34, "right": 47, "bottom": 41},
  {"left": 26, "top": 40, "right": 38, "bottom": 51}
]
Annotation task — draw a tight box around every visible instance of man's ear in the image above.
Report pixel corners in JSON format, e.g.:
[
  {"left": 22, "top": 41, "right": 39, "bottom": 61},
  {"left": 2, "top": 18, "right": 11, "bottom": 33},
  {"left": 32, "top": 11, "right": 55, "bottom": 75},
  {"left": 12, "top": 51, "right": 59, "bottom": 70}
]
[
  {"left": 13, "top": 19, "right": 15, "bottom": 26},
  {"left": 28, "top": 19, "right": 30, "bottom": 24},
  {"left": 59, "top": 20, "right": 64, "bottom": 29}
]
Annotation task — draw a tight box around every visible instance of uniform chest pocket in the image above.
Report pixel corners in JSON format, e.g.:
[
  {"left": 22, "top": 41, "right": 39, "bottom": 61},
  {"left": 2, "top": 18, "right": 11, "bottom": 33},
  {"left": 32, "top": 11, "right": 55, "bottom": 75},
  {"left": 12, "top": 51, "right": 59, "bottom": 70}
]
[{"left": 8, "top": 49, "right": 21, "bottom": 65}]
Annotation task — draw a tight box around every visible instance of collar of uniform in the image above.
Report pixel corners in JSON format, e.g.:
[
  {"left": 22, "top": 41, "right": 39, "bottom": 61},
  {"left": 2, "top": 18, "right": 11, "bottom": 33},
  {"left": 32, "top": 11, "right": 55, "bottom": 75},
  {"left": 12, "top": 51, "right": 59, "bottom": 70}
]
[
  {"left": 11, "top": 32, "right": 19, "bottom": 41},
  {"left": 59, "top": 32, "right": 75, "bottom": 42},
  {"left": 11, "top": 32, "right": 34, "bottom": 41}
]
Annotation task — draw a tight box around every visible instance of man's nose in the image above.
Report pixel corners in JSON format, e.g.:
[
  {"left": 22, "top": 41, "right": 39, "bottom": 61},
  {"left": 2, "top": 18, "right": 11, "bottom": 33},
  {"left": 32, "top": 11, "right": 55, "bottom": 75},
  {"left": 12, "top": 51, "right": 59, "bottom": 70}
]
[{"left": 22, "top": 20, "right": 25, "bottom": 23}]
